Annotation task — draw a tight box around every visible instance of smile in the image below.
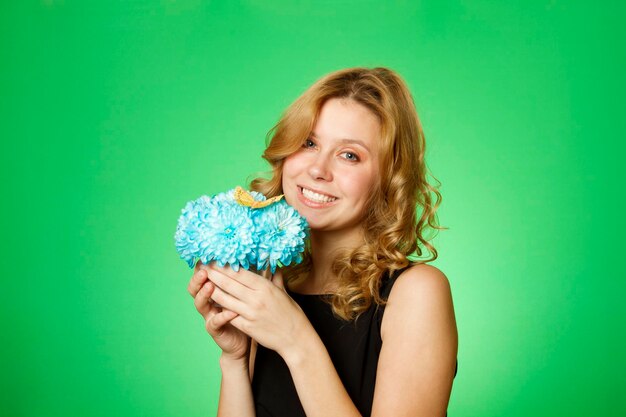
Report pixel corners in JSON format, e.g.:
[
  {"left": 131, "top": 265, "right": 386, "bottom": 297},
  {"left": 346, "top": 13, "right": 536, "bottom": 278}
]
[{"left": 298, "top": 186, "right": 338, "bottom": 204}]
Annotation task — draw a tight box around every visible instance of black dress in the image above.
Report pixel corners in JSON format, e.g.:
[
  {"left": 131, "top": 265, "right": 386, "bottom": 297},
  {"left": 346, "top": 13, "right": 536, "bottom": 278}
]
[{"left": 251, "top": 266, "right": 457, "bottom": 416}]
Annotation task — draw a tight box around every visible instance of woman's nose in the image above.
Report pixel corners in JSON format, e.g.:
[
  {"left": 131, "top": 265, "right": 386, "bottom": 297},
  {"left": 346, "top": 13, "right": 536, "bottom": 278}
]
[{"left": 307, "top": 154, "right": 333, "bottom": 181}]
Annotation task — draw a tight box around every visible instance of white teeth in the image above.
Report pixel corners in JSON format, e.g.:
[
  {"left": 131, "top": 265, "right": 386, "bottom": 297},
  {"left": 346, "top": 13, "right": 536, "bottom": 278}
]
[{"left": 301, "top": 187, "right": 337, "bottom": 203}]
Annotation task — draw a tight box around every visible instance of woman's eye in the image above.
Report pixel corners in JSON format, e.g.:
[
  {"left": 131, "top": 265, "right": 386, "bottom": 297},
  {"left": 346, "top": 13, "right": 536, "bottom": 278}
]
[
  {"left": 342, "top": 152, "right": 359, "bottom": 162},
  {"left": 303, "top": 138, "right": 315, "bottom": 148}
]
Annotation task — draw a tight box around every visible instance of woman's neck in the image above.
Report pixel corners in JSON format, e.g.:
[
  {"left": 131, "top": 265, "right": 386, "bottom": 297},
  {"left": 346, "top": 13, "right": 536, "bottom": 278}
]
[{"left": 300, "top": 228, "right": 365, "bottom": 294}]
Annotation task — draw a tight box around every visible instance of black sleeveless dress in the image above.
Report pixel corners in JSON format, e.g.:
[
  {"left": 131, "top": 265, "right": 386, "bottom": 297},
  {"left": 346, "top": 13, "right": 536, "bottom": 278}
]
[{"left": 251, "top": 266, "right": 457, "bottom": 416}]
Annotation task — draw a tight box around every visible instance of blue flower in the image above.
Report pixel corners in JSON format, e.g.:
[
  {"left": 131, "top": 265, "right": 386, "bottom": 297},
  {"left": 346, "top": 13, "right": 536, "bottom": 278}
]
[
  {"left": 197, "top": 199, "right": 257, "bottom": 271},
  {"left": 174, "top": 197, "right": 211, "bottom": 268},
  {"left": 254, "top": 200, "right": 309, "bottom": 273},
  {"left": 175, "top": 187, "right": 308, "bottom": 273}
]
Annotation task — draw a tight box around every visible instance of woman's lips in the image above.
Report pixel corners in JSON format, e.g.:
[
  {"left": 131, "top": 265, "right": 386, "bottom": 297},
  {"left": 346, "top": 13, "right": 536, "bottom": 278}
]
[{"left": 297, "top": 186, "right": 339, "bottom": 207}]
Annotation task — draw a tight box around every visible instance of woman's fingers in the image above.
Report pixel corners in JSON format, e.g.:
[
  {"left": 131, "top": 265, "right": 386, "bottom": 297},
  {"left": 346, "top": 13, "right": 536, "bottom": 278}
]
[
  {"left": 205, "top": 309, "right": 239, "bottom": 336},
  {"left": 206, "top": 266, "right": 257, "bottom": 303},
  {"left": 194, "top": 280, "right": 217, "bottom": 319},
  {"left": 194, "top": 259, "right": 211, "bottom": 274},
  {"left": 188, "top": 268, "right": 209, "bottom": 298},
  {"left": 228, "top": 315, "right": 253, "bottom": 334},
  {"left": 195, "top": 280, "right": 240, "bottom": 335},
  {"left": 210, "top": 263, "right": 262, "bottom": 290},
  {"left": 210, "top": 285, "right": 252, "bottom": 317}
]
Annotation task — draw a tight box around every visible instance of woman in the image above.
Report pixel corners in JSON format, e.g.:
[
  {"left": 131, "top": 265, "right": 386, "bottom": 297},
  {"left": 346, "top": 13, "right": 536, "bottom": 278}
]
[{"left": 187, "top": 67, "right": 458, "bottom": 416}]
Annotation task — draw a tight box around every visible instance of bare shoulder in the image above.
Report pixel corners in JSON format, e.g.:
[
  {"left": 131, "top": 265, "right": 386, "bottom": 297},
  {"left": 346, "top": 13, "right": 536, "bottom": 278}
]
[
  {"left": 372, "top": 263, "right": 457, "bottom": 415},
  {"left": 380, "top": 263, "right": 455, "bottom": 339},
  {"left": 395, "top": 263, "right": 450, "bottom": 290}
]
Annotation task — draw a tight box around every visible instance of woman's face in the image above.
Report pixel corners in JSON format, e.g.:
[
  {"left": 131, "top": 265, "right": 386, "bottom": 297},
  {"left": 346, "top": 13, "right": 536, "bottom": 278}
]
[{"left": 282, "top": 97, "right": 381, "bottom": 237}]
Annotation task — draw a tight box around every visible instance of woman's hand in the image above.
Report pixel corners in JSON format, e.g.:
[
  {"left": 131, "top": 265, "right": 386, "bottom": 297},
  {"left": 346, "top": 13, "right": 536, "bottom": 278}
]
[
  {"left": 205, "top": 264, "right": 313, "bottom": 360},
  {"left": 188, "top": 261, "right": 250, "bottom": 362}
]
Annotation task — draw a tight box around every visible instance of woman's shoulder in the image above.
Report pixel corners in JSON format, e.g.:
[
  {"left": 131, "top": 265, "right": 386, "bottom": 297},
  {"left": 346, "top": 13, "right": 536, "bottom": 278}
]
[
  {"left": 380, "top": 263, "right": 454, "bottom": 338},
  {"left": 373, "top": 264, "right": 458, "bottom": 416},
  {"left": 395, "top": 263, "right": 451, "bottom": 293},
  {"left": 381, "top": 263, "right": 450, "bottom": 299}
]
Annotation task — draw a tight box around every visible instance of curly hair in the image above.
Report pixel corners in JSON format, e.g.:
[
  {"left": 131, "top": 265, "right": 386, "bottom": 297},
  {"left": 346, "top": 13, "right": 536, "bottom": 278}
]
[{"left": 250, "top": 66, "right": 446, "bottom": 321}]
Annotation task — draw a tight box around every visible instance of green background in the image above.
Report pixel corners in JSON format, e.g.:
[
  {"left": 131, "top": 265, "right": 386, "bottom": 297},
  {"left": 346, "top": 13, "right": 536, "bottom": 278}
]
[{"left": 2, "top": 1, "right": 624, "bottom": 416}]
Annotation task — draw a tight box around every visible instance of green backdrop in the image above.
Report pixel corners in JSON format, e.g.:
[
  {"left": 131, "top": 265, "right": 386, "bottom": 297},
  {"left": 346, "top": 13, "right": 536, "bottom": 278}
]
[{"left": 2, "top": 1, "right": 624, "bottom": 416}]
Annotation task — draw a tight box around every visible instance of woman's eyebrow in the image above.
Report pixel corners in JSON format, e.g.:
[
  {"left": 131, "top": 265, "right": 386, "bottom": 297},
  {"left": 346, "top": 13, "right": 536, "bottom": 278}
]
[{"left": 311, "top": 131, "right": 371, "bottom": 152}]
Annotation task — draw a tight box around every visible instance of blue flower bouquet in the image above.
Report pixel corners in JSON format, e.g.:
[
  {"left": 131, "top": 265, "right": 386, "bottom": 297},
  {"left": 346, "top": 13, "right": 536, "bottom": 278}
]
[{"left": 174, "top": 187, "right": 309, "bottom": 274}]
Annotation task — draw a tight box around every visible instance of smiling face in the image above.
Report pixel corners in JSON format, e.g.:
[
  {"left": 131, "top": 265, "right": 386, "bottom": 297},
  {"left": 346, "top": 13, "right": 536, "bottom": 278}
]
[{"left": 282, "top": 97, "right": 381, "bottom": 238}]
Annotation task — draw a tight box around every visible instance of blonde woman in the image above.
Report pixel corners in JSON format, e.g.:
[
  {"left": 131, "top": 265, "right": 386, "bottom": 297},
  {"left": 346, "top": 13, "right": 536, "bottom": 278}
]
[{"left": 188, "top": 67, "right": 458, "bottom": 417}]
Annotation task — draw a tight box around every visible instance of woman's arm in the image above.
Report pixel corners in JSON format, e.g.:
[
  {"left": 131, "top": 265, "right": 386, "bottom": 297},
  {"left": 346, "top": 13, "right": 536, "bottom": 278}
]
[
  {"left": 217, "top": 354, "right": 255, "bottom": 417},
  {"left": 207, "top": 266, "right": 362, "bottom": 417},
  {"left": 280, "top": 327, "right": 362, "bottom": 417},
  {"left": 188, "top": 264, "right": 256, "bottom": 417},
  {"left": 275, "top": 264, "right": 457, "bottom": 417},
  {"left": 371, "top": 264, "right": 458, "bottom": 417}
]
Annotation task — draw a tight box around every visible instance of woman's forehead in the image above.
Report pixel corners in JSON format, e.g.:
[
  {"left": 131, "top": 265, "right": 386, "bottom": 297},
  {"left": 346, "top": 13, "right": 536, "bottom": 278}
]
[{"left": 312, "top": 98, "right": 381, "bottom": 149}]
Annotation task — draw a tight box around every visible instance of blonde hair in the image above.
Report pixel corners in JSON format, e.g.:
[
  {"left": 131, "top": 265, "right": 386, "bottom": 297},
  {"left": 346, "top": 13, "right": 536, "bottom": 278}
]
[{"left": 250, "top": 67, "right": 446, "bottom": 320}]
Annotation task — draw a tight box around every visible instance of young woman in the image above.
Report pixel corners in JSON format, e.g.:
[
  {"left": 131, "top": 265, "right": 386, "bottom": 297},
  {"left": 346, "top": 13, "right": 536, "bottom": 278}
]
[{"left": 187, "top": 67, "right": 458, "bottom": 417}]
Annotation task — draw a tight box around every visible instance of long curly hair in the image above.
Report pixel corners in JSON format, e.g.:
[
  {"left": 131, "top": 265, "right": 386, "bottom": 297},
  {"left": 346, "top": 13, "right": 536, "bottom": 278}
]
[{"left": 250, "top": 66, "right": 446, "bottom": 321}]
